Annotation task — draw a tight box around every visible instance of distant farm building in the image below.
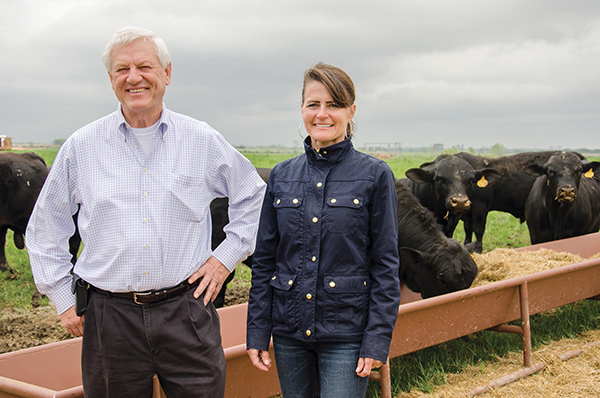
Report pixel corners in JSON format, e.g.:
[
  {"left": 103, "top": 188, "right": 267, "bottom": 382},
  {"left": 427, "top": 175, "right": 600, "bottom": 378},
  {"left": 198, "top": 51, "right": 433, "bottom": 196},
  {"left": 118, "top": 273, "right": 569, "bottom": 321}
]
[{"left": 0, "top": 136, "right": 12, "bottom": 150}]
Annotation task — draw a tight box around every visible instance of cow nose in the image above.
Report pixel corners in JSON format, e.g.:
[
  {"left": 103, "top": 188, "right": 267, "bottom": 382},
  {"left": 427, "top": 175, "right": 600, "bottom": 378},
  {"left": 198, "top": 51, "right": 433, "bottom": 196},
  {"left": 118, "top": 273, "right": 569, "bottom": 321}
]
[
  {"left": 556, "top": 186, "right": 576, "bottom": 202},
  {"left": 450, "top": 196, "right": 471, "bottom": 211}
]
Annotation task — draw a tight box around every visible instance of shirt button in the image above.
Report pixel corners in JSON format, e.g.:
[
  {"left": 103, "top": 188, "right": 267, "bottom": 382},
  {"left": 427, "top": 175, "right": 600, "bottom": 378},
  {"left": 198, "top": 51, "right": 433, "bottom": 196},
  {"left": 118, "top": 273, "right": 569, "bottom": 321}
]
[
  {"left": 312, "top": 256, "right": 316, "bottom": 262},
  {"left": 317, "top": 182, "right": 323, "bottom": 188},
  {"left": 354, "top": 199, "right": 359, "bottom": 205},
  {"left": 292, "top": 198, "right": 299, "bottom": 204},
  {"left": 288, "top": 280, "right": 293, "bottom": 286},
  {"left": 143, "top": 167, "right": 148, "bottom": 172},
  {"left": 330, "top": 198, "right": 337, "bottom": 204},
  {"left": 306, "top": 293, "right": 312, "bottom": 300},
  {"left": 136, "top": 144, "right": 140, "bottom": 148},
  {"left": 143, "top": 192, "right": 148, "bottom": 197},
  {"left": 312, "top": 217, "right": 318, "bottom": 223},
  {"left": 329, "top": 281, "right": 336, "bottom": 288},
  {"left": 306, "top": 330, "right": 312, "bottom": 336},
  {"left": 143, "top": 219, "right": 149, "bottom": 223},
  {"left": 144, "top": 271, "right": 149, "bottom": 275},
  {"left": 144, "top": 245, "right": 149, "bottom": 249}
]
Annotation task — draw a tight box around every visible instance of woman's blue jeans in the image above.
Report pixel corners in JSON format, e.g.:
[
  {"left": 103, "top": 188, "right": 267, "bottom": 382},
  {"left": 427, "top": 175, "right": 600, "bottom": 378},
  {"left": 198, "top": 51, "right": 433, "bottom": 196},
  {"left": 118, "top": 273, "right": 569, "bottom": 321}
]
[{"left": 272, "top": 334, "right": 369, "bottom": 398}]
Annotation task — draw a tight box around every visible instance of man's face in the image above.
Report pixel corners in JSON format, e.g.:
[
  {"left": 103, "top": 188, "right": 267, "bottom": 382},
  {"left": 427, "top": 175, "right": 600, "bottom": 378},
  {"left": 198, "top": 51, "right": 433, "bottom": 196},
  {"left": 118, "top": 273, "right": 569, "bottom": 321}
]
[{"left": 108, "top": 39, "right": 171, "bottom": 126}]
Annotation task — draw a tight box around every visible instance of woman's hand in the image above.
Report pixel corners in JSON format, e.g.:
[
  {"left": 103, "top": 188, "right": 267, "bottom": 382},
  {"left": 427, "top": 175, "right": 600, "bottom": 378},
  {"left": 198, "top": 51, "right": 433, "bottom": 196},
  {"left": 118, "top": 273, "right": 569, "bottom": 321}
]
[
  {"left": 247, "top": 349, "right": 272, "bottom": 372},
  {"left": 355, "top": 357, "right": 383, "bottom": 377}
]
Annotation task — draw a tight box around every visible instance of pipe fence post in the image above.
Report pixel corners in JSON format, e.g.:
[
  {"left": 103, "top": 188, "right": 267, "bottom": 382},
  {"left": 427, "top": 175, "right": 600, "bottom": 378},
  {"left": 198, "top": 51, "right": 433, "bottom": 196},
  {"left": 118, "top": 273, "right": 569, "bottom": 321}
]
[{"left": 519, "top": 281, "right": 533, "bottom": 368}]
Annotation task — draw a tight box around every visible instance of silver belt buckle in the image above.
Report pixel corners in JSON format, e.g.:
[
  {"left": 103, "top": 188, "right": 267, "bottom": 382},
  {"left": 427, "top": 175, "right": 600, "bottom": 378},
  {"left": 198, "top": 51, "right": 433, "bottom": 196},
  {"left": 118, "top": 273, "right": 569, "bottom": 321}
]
[{"left": 133, "top": 291, "right": 152, "bottom": 305}]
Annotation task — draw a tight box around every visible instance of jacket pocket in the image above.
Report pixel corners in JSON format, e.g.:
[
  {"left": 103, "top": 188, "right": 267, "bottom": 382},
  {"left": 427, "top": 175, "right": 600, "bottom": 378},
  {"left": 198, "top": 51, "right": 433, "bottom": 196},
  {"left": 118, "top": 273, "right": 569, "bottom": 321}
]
[
  {"left": 273, "top": 195, "right": 303, "bottom": 234},
  {"left": 323, "top": 273, "right": 370, "bottom": 333},
  {"left": 270, "top": 271, "right": 298, "bottom": 330},
  {"left": 324, "top": 195, "right": 364, "bottom": 234}
]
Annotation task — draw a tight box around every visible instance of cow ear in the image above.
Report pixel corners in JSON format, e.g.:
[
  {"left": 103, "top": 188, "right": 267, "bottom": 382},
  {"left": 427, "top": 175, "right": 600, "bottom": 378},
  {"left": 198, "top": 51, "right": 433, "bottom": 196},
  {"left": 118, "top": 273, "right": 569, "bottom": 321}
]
[
  {"left": 523, "top": 163, "right": 545, "bottom": 177},
  {"left": 399, "top": 247, "right": 431, "bottom": 269},
  {"left": 474, "top": 168, "right": 501, "bottom": 187},
  {"left": 583, "top": 161, "right": 600, "bottom": 180},
  {"left": 405, "top": 168, "right": 433, "bottom": 184}
]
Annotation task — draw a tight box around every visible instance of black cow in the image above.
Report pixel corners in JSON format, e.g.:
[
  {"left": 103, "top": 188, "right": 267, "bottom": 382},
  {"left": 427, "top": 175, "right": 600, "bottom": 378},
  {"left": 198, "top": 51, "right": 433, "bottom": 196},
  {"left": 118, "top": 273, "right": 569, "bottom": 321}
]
[
  {"left": 0, "top": 153, "right": 50, "bottom": 277},
  {"left": 454, "top": 151, "right": 587, "bottom": 250},
  {"left": 396, "top": 180, "right": 478, "bottom": 298},
  {"left": 213, "top": 167, "right": 271, "bottom": 307},
  {"left": 402, "top": 154, "right": 501, "bottom": 253},
  {"left": 523, "top": 152, "right": 600, "bottom": 244}
]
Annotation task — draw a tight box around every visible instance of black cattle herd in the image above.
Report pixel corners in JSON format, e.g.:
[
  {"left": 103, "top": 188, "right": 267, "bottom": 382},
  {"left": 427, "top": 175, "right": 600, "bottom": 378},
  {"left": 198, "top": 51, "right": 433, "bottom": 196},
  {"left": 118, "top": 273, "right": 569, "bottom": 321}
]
[{"left": 1, "top": 150, "right": 599, "bottom": 306}]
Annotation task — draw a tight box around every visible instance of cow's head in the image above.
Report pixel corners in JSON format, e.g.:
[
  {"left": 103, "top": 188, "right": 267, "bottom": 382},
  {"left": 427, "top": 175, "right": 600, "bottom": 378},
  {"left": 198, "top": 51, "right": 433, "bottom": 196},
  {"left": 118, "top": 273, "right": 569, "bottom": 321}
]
[
  {"left": 399, "top": 239, "right": 478, "bottom": 299},
  {"left": 406, "top": 155, "right": 500, "bottom": 216},
  {"left": 523, "top": 152, "right": 600, "bottom": 204}
]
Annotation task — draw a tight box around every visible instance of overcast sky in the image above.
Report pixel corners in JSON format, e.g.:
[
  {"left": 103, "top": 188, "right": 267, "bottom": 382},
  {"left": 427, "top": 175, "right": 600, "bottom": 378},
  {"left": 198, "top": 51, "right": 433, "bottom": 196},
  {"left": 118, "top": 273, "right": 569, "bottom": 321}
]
[{"left": 2, "top": 0, "right": 600, "bottom": 150}]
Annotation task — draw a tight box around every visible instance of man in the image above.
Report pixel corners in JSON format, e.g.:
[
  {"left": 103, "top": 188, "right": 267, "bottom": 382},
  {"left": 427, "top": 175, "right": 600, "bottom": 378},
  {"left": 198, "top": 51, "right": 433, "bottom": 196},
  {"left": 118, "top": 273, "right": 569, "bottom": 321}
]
[{"left": 26, "top": 26, "right": 266, "bottom": 397}]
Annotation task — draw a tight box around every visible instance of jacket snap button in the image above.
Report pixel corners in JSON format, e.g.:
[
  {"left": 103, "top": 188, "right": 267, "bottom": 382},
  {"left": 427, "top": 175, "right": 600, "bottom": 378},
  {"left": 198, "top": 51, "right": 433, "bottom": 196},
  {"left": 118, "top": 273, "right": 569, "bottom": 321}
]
[
  {"left": 306, "top": 293, "right": 312, "bottom": 300},
  {"left": 312, "top": 217, "right": 318, "bottom": 223},
  {"left": 271, "top": 276, "right": 276, "bottom": 280},
  {"left": 317, "top": 182, "right": 322, "bottom": 187},
  {"left": 354, "top": 199, "right": 359, "bottom": 204},
  {"left": 288, "top": 280, "right": 293, "bottom": 285},
  {"left": 330, "top": 198, "right": 337, "bottom": 204},
  {"left": 276, "top": 199, "right": 281, "bottom": 204},
  {"left": 293, "top": 198, "right": 298, "bottom": 204},
  {"left": 306, "top": 330, "right": 312, "bottom": 336},
  {"left": 329, "top": 281, "right": 335, "bottom": 288}
]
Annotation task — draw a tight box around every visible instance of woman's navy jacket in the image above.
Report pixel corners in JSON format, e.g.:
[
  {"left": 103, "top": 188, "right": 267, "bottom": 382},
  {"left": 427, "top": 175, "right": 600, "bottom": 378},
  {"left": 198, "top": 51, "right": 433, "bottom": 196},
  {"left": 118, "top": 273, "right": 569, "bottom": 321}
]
[{"left": 246, "top": 137, "right": 401, "bottom": 362}]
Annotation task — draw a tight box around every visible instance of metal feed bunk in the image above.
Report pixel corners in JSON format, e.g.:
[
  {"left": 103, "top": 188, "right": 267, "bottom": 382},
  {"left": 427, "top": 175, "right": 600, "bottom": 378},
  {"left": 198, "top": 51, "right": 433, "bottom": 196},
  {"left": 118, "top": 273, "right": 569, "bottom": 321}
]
[{"left": 1, "top": 233, "right": 599, "bottom": 398}]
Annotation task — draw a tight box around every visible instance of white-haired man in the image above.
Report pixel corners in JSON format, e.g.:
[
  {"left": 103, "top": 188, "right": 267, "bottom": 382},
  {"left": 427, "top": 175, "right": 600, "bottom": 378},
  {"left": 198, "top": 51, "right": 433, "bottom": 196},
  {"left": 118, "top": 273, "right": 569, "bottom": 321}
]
[{"left": 26, "top": 26, "right": 266, "bottom": 397}]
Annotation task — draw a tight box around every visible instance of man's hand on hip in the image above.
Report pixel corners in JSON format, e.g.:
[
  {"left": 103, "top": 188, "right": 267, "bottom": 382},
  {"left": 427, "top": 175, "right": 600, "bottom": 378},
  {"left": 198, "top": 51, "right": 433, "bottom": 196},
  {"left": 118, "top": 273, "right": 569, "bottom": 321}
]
[{"left": 188, "top": 256, "right": 231, "bottom": 306}]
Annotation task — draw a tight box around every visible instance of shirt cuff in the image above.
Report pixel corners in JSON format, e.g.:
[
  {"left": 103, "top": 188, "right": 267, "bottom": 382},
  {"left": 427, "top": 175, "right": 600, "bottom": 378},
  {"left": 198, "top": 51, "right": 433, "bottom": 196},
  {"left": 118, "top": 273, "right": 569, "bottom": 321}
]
[
  {"left": 212, "top": 238, "right": 248, "bottom": 272},
  {"left": 46, "top": 282, "right": 77, "bottom": 315}
]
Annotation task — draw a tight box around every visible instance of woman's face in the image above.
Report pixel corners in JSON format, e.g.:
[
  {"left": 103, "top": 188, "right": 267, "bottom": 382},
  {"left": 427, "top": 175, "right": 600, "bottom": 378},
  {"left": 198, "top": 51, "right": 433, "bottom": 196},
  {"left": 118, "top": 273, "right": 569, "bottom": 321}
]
[{"left": 301, "top": 80, "right": 356, "bottom": 151}]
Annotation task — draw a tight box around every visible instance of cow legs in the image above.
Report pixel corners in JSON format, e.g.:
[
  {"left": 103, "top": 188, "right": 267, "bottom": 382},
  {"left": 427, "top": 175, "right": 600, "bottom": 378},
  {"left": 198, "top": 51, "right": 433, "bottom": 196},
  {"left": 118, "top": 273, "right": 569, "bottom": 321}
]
[
  {"left": 462, "top": 213, "right": 474, "bottom": 245},
  {"left": 0, "top": 226, "right": 17, "bottom": 278},
  {"left": 467, "top": 210, "right": 487, "bottom": 253}
]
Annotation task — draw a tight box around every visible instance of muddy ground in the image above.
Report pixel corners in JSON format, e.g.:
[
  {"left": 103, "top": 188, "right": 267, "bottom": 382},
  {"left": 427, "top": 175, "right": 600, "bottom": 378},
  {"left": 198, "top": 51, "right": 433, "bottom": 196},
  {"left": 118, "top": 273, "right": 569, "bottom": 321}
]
[{"left": 0, "top": 285, "right": 249, "bottom": 354}]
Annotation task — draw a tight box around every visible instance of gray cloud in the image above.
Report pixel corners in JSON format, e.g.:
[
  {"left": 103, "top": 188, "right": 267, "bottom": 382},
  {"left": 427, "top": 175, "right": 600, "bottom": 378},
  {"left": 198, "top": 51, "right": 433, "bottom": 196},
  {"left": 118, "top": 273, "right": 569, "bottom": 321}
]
[{"left": 2, "top": 0, "right": 600, "bottom": 150}]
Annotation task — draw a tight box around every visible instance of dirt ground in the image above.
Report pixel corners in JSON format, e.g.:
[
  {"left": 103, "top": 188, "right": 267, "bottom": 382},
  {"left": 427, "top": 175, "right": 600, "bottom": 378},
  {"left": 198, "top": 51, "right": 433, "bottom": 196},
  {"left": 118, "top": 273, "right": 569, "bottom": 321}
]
[{"left": 0, "top": 284, "right": 249, "bottom": 354}]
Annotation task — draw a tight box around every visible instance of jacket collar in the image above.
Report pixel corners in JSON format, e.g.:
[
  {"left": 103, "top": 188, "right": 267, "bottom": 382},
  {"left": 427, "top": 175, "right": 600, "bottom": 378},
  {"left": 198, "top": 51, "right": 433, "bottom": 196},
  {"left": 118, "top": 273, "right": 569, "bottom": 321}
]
[{"left": 304, "top": 136, "right": 353, "bottom": 165}]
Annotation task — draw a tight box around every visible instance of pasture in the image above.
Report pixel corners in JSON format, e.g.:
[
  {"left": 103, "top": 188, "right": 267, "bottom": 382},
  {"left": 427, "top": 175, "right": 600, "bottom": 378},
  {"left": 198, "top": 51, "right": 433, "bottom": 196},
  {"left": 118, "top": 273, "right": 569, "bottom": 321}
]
[{"left": 1, "top": 148, "right": 599, "bottom": 397}]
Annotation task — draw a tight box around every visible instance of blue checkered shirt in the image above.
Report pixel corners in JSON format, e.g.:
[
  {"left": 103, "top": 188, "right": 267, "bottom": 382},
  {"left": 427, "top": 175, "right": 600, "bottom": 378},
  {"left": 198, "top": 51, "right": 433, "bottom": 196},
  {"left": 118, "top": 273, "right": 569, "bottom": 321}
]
[{"left": 26, "top": 105, "right": 266, "bottom": 314}]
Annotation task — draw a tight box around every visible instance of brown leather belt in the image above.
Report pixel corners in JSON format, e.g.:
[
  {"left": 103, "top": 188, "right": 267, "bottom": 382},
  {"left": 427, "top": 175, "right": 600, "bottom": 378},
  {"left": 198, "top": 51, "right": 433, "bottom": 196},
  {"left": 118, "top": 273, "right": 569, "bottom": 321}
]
[{"left": 90, "top": 278, "right": 201, "bottom": 305}]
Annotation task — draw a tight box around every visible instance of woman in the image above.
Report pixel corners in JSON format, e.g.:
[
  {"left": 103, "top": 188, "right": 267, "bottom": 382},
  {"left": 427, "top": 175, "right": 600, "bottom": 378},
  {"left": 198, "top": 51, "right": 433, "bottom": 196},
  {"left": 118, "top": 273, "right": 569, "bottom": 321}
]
[{"left": 246, "top": 62, "right": 401, "bottom": 398}]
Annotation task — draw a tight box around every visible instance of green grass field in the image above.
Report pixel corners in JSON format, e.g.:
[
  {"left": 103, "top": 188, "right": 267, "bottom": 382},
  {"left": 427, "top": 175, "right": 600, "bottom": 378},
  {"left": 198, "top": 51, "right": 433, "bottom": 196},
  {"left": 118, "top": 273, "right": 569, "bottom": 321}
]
[{"left": 2, "top": 148, "right": 599, "bottom": 397}]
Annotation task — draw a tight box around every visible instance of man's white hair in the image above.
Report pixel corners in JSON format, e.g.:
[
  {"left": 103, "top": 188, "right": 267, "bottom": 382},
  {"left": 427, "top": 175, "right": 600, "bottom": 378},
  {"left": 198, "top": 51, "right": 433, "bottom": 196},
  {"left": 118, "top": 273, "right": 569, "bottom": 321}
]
[{"left": 102, "top": 26, "right": 171, "bottom": 71}]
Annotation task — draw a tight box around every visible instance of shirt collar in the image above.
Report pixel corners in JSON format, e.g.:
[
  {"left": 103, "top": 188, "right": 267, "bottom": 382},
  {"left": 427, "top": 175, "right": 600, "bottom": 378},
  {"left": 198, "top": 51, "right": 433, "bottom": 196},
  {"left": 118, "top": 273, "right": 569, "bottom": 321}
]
[
  {"left": 304, "top": 135, "right": 353, "bottom": 165},
  {"left": 116, "top": 103, "right": 170, "bottom": 142}
]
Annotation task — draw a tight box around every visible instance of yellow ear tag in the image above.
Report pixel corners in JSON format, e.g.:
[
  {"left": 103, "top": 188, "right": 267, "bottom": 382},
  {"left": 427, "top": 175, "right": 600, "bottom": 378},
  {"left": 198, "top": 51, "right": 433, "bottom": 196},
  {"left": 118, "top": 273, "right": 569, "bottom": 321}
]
[
  {"left": 585, "top": 169, "right": 594, "bottom": 179},
  {"left": 477, "top": 176, "right": 488, "bottom": 188}
]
